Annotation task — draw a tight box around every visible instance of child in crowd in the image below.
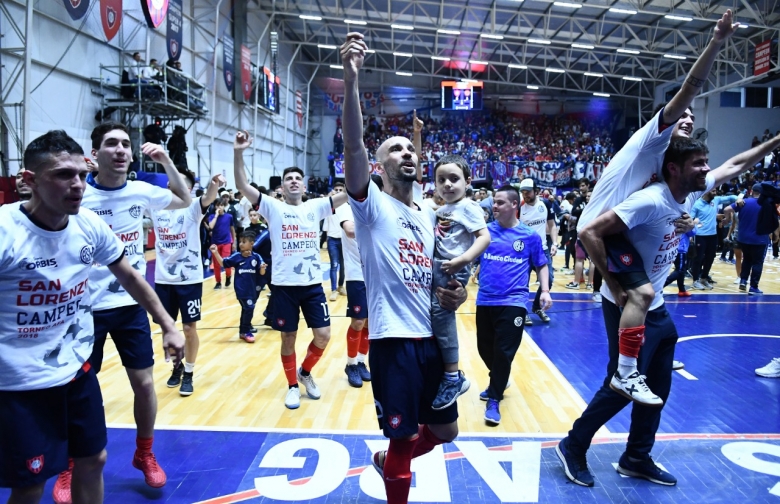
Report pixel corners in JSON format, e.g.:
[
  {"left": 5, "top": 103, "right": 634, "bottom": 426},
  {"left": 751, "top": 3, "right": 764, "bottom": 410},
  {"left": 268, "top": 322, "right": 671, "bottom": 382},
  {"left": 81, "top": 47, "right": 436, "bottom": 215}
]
[{"left": 210, "top": 231, "right": 266, "bottom": 343}]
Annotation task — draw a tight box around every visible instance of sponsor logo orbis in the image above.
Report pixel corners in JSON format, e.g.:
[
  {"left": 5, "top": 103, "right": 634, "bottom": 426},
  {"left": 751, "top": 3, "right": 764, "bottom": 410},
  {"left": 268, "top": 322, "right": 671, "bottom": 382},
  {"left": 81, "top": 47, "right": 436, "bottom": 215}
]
[{"left": 18, "top": 257, "right": 58, "bottom": 271}]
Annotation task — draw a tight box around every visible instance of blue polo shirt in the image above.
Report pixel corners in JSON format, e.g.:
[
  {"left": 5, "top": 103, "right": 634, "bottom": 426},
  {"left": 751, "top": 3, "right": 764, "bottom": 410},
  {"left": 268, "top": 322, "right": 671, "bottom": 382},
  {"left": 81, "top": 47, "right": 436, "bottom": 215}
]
[
  {"left": 733, "top": 198, "right": 770, "bottom": 245},
  {"left": 222, "top": 251, "right": 265, "bottom": 299},
  {"left": 691, "top": 195, "right": 737, "bottom": 236},
  {"left": 477, "top": 221, "right": 547, "bottom": 307}
]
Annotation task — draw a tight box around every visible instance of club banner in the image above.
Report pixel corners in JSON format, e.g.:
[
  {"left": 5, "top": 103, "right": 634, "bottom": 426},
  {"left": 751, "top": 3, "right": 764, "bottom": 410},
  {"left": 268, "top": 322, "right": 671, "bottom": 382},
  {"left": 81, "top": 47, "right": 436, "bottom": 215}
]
[
  {"left": 334, "top": 160, "right": 384, "bottom": 178},
  {"left": 100, "top": 0, "right": 121, "bottom": 41},
  {"left": 166, "top": 0, "right": 182, "bottom": 61},
  {"left": 295, "top": 90, "right": 303, "bottom": 128},
  {"left": 223, "top": 34, "right": 234, "bottom": 92},
  {"left": 141, "top": 0, "right": 169, "bottom": 29},
  {"left": 241, "top": 44, "right": 252, "bottom": 101},
  {"left": 754, "top": 40, "right": 772, "bottom": 76},
  {"left": 325, "top": 92, "right": 384, "bottom": 113},
  {"left": 63, "top": 0, "right": 90, "bottom": 21}
]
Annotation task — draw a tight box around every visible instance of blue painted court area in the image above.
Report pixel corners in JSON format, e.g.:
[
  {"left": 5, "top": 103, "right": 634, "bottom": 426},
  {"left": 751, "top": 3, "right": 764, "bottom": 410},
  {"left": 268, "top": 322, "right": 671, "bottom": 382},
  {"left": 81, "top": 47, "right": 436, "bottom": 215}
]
[
  {"left": 530, "top": 292, "right": 780, "bottom": 434},
  {"left": 3, "top": 428, "right": 779, "bottom": 503}
]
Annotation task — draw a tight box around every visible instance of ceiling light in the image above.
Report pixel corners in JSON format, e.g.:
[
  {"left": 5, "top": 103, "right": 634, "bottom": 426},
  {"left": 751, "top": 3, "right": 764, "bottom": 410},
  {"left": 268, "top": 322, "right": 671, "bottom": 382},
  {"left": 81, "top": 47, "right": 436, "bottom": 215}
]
[
  {"left": 623, "top": 76, "right": 643, "bottom": 81},
  {"left": 508, "top": 63, "right": 527, "bottom": 69},
  {"left": 546, "top": 68, "right": 565, "bottom": 73},
  {"left": 317, "top": 44, "right": 338, "bottom": 50},
  {"left": 664, "top": 54, "right": 687, "bottom": 60},
  {"left": 553, "top": 2, "right": 582, "bottom": 8},
  {"left": 329, "top": 64, "right": 341, "bottom": 69},
  {"left": 664, "top": 14, "right": 693, "bottom": 22},
  {"left": 527, "top": 85, "right": 539, "bottom": 89},
  {"left": 299, "top": 15, "right": 322, "bottom": 21},
  {"left": 593, "top": 92, "right": 611, "bottom": 97},
  {"left": 461, "top": 78, "right": 479, "bottom": 83},
  {"left": 391, "top": 24, "right": 414, "bottom": 30},
  {"left": 571, "top": 43, "right": 595, "bottom": 49},
  {"left": 396, "top": 71, "right": 413, "bottom": 76},
  {"left": 480, "top": 34, "right": 504, "bottom": 40},
  {"left": 393, "top": 52, "right": 413, "bottom": 57},
  {"left": 608, "top": 7, "right": 637, "bottom": 15},
  {"left": 616, "top": 48, "right": 640, "bottom": 54},
  {"left": 739, "top": 24, "right": 749, "bottom": 29},
  {"left": 469, "top": 59, "right": 489, "bottom": 65},
  {"left": 437, "top": 29, "right": 461, "bottom": 35},
  {"left": 431, "top": 56, "right": 451, "bottom": 61},
  {"left": 528, "top": 39, "right": 551, "bottom": 45},
  {"left": 344, "top": 19, "right": 367, "bottom": 25},
  {"left": 365, "top": 49, "right": 376, "bottom": 53},
  {"left": 584, "top": 72, "right": 603, "bottom": 77}
]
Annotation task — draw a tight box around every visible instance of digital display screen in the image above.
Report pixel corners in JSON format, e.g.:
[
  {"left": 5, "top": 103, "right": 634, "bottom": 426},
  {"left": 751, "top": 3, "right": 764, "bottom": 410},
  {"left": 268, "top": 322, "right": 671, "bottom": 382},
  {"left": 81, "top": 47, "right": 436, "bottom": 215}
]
[
  {"left": 441, "top": 81, "right": 483, "bottom": 111},
  {"left": 262, "top": 67, "right": 281, "bottom": 113}
]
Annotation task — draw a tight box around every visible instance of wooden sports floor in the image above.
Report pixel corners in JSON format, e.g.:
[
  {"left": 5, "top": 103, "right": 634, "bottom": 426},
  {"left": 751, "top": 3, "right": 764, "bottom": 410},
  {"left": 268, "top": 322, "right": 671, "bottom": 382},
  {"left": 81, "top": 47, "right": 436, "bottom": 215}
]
[{"left": 97, "top": 249, "right": 780, "bottom": 435}]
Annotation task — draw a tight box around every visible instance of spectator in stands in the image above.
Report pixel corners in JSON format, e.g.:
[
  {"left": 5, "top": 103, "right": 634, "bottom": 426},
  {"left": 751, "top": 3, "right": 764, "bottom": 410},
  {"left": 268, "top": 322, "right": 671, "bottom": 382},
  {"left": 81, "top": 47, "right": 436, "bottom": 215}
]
[
  {"left": 15, "top": 168, "right": 32, "bottom": 201},
  {"left": 168, "top": 126, "right": 188, "bottom": 169}
]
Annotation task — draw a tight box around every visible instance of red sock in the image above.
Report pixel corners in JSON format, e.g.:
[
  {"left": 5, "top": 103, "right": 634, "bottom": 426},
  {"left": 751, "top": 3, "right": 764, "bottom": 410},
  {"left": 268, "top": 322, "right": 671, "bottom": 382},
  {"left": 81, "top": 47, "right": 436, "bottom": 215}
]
[
  {"left": 618, "top": 326, "right": 645, "bottom": 359},
  {"left": 136, "top": 436, "right": 153, "bottom": 454},
  {"left": 281, "top": 354, "right": 297, "bottom": 386},
  {"left": 301, "top": 342, "right": 324, "bottom": 373},
  {"left": 358, "top": 327, "right": 370, "bottom": 355},
  {"left": 411, "top": 424, "right": 446, "bottom": 459},
  {"left": 384, "top": 437, "right": 417, "bottom": 504},
  {"left": 347, "top": 327, "right": 360, "bottom": 359}
]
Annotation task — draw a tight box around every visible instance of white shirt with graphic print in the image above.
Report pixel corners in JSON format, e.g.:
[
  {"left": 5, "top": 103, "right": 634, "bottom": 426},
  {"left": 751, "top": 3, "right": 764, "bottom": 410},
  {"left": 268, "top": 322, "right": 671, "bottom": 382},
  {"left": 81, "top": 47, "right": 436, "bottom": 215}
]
[{"left": 151, "top": 198, "right": 205, "bottom": 285}]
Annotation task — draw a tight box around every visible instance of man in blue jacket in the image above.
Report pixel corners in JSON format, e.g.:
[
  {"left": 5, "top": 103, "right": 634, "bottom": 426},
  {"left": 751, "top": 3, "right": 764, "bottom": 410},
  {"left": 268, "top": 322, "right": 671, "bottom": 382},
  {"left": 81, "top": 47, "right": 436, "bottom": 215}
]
[
  {"left": 689, "top": 189, "right": 738, "bottom": 289},
  {"left": 724, "top": 184, "right": 774, "bottom": 295}
]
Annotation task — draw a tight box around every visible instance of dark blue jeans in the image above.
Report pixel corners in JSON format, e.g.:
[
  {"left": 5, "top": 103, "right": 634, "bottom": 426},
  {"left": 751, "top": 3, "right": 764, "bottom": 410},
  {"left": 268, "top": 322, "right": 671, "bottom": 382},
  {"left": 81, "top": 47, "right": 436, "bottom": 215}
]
[
  {"left": 567, "top": 300, "right": 678, "bottom": 460},
  {"left": 327, "top": 237, "right": 344, "bottom": 291},
  {"left": 739, "top": 242, "right": 768, "bottom": 288}
]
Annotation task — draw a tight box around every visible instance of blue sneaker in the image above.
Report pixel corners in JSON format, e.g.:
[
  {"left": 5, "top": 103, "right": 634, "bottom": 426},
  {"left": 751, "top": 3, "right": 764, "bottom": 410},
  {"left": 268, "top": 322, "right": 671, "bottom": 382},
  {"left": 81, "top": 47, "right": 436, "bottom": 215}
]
[
  {"left": 356, "top": 362, "right": 371, "bottom": 381},
  {"left": 616, "top": 453, "right": 677, "bottom": 486},
  {"left": 555, "top": 438, "right": 594, "bottom": 487},
  {"left": 749, "top": 287, "right": 763, "bottom": 296},
  {"left": 484, "top": 399, "right": 501, "bottom": 425},
  {"left": 345, "top": 364, "right": 363, "bottom": 388},
  {"left": 431, "top": 371, "right": 470, "bottom": 410}
]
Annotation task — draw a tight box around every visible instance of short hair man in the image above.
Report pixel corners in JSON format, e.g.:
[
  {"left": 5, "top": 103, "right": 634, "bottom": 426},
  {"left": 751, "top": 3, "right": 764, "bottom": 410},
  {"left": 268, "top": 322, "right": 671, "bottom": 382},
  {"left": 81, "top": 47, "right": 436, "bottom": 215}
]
[
  {"left": 15, "top": 168, "right": 32, "bottom": 201},
  {"left": 0, "top": 130, "right": 184, "bottom": 504}
]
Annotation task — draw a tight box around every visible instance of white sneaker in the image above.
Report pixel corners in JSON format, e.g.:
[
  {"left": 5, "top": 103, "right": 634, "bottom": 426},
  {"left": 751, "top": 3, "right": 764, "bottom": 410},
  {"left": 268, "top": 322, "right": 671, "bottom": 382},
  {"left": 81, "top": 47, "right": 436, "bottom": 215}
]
[
  {"left": 692, "top": 281, "right": 706, "bottom": 290},
  {"left": 285, "top": 387, "right": 301, "bottom": 409},
  {"left": 592, "top": 293, "right": 603, "bottom": 303},
  {"left": 701, "top": 280, "right": 714, "bottom": 291},
  {"left": 609, "top": 371, "right": 663, "bottom": 406},
  {"left": 733, "top": 277, "right": 740, "bottom": 284},
  {"left": 297, "top": 367, "right": 322, "bottom": 399},
  {"left": 672, "top": 360, "right": 684, "bottom": 370},
  {"left": 329, "top": 291, "right": 338, "bottom": 301},
  {"left": 755, "top": 358, "right": 780, "bottom": 378}
]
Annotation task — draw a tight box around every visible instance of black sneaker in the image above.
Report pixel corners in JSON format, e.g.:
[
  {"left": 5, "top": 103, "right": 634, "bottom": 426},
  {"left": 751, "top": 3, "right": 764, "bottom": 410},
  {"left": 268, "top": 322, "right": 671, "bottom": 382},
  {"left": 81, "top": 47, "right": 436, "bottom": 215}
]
[
  {"left": 524, "top": 315, "right": 533, "bottom": 327},
  {"left": 345, "top": 364, "right": 363, "bottom": 388},
  {"left": 214, "top": 282, "right": 222, "bottom": 290},
  {"left": 555, "top": 438, "right": 594, "bottom": 487},
  {"left": 179, "top": 372, "right": 194, "bottom": 396},
  {"left": 166, "top": 363, "right": 184, "bottom": 388},
  {"left": 616, "top": 453, "right": 677, "bottom": 486},
  {"left": 248, "top": 327, "right": 258, "bottom": 333},
  {"left": 356, "top": 362, "right": 371, "bottom": 381},
  {"left": 225, "top": 277, "right": 232, "bottom": 288}
]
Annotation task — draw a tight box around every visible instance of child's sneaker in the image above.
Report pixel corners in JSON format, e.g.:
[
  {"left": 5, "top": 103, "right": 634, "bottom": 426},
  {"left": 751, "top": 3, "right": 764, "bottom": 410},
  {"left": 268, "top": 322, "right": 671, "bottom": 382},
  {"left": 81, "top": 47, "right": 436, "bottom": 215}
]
[
  {"left": 239, "top": 333, "right": 255, "bottom": 343},
  {"left": 609, "top": 370, "right": 663, "bottom": 406},
  {"left": 431, "top": 371, "right": 470, "bottom": 410}
]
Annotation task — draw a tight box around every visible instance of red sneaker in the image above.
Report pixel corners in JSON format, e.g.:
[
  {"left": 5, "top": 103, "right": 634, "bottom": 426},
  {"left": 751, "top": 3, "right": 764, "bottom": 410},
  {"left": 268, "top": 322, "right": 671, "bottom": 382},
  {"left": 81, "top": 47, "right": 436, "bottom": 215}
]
[
  {"left": 52, "top": 458, "right": 74, "bottom": 504},
  {"left": 678, "top": 291, "right": 692, "bottom": 297},
  {"left": 132, "top": 451, "right": 167, "bottom": 488},
  {"left": 240, "top": 333, "right": 255, "bottom": 343}
]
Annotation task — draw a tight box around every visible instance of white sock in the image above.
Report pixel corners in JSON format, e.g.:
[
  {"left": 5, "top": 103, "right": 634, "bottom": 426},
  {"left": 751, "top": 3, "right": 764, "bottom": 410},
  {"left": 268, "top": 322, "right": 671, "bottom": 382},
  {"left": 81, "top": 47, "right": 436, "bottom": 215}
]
[
  {"left": 347, "top": 356, "right": 358, "bottom": 366},
  {"left": 357, "top": 353, "right": 367, "bottom": 364},
  {"left": 184, "top": 362, "right": 195, "bottom": 373},
  {"left": 617, "top": 355, "right": 637, "bottom": 378}
]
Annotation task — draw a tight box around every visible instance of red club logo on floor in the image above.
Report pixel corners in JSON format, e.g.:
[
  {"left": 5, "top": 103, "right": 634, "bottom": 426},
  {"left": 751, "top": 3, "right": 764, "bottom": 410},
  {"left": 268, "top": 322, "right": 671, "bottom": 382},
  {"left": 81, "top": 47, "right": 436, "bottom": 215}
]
[
  {"left": 620, "top": 254, "right": 633, "bottom": 266},
  {"left": 276, "top": 318, "right": 285, "bottom": 327},
  {"left": 388, "top": 414, "right": 402, "bottom": 429},
  {"left": 27, "top": 455, "right": 44, "bottom": 474}
]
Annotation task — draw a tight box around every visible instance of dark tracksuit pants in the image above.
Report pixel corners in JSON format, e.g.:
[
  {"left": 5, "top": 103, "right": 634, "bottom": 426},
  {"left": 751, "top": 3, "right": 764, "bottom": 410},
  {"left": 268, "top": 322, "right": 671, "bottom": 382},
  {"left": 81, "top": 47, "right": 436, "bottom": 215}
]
[{"left": 475, "top": 305, "right": 526, "bottom": 401}]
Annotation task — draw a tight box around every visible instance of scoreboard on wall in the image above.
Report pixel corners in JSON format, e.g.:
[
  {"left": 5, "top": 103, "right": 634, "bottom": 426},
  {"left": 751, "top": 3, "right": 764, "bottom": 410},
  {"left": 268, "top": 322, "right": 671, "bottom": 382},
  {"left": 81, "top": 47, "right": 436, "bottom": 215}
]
[
  {"left": 261, "top": 66, "right": 281, "bottom": 114},
  {"left": 441, "top": 81, "right": 483, "bottom": 111}
]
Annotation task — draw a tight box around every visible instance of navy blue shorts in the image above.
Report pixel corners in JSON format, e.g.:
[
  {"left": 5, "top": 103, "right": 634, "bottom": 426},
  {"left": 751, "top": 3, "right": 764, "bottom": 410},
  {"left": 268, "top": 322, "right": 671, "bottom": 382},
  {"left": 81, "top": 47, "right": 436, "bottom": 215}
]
[
  {"left": 154, "top": 282, "right": 203, "bottom": 324},
  {"left": 0, "top": 368, "right": 107, "bottom": 488},
  {"left": 369, "top": 337, "right": 458, "bottom": 438},
  {"left": 603, "top": 234, "right": 650, "bottom": 290},
  {"left": 90, "top": 304, "right": 154, "bottom": 373},
  {"left": 345, "top": 281, "right": 368, "bottom": 319},
  {"left": 271, "top": 284, "right": 330, "bottom": 332}
]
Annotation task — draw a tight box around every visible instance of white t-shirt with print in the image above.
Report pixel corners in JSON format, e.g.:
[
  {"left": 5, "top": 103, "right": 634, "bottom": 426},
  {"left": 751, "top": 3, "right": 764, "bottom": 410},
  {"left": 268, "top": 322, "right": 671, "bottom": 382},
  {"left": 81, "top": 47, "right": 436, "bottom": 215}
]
[
  {"left": 435, "top": 198, "right": 486, "bottom": 260},
  {"left": 151, "top": 198, "right": 205, "bottom": 285},
  {"left": 257, "top": 195, "right": 333, "bottom": 286},
  {"left": 82, "top": 176, "right": 173, "bottom": 310},
  {"left": 337, "top": 203, "right": 363, "bottom": 282},
  {"left": 350, "top": 181, "right": 437, "bottom": 339},
  {"left": 520, "top": 199, "right": 551, "bottom": 250},
  {"left": 0, "top": 205, "right": 124, "bottom": 391},
  {"left": 578, "top": 109, "right": 673, "bottom": 231},
  {"left": 602, "top": 174, "right": 715, "bottom": 310}
]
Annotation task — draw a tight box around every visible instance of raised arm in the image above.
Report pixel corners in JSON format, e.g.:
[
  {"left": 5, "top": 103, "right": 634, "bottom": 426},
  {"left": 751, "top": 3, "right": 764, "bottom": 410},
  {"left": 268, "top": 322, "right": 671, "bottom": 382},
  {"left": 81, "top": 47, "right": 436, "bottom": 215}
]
[
  {"left": 142, "top": 142, "right": 192, "bottom": 209},
  {"left": 341, "top": 33, "right": 370, "bottom": 198},
  {"left": 201, "top": 174, "right": 225, "bottom": 210},
  {"left": 413, "top": 110, "right": 424, "bottom": 183},
  {"left": 233, "top": 131, "right": 261, "bottom": 203},
  {"left": 663, "top": 9, "right": 738, "bottom": 124},
  {"left": 710, "top": 133, "right": 780, "bottom": 186}
]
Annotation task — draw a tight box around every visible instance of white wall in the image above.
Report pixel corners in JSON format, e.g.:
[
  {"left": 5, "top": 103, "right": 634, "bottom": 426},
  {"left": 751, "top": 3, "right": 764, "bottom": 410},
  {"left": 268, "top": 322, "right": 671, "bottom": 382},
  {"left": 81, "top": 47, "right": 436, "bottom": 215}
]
[{"left": 1, "top": 0, "right": 313, "bottom": 191}]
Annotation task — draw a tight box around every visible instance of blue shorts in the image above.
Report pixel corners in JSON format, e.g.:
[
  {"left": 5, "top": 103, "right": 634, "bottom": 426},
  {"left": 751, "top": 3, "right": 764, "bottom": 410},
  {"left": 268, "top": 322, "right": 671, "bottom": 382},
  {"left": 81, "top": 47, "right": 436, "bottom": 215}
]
[
  {"left": 345, "top": 281, "right": 368, "bottom": 319},
  {"left": 271, "top": 284, "right": 330, "bottom": 332},
  {"left": 369, "top": 337, "right": 458, "bottom": 438},
  {"left": 90, "top": 304, "right": 154, "bottom": 373},
  {"left": 602, "top": 234, "right": 650, "bottom": 290},
  {"left": 0, "top": 367, "right": 107, "bottom": 488},
  {"left": 154, "top": 282, "right": 203, "bottom": 324}
]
